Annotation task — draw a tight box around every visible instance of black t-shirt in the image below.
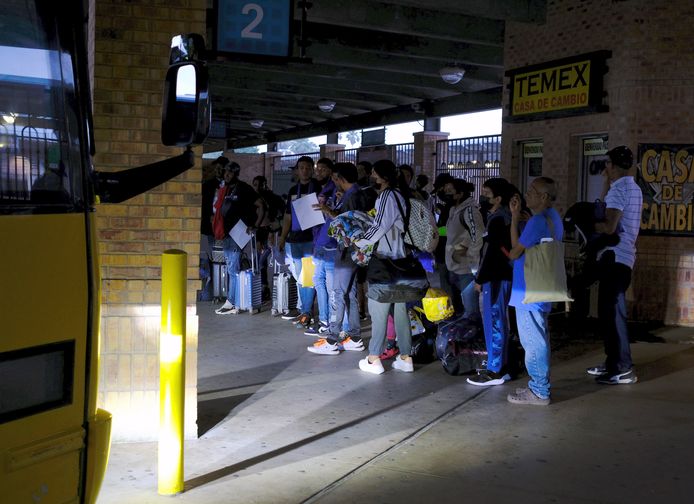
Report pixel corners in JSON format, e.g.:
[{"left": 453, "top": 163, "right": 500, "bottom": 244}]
[
  {"left": 286, "top": 179, "right": 318, "bottom": 243},
  {"left": 220, "top": 180, "right": 260, "bottom": 235}
]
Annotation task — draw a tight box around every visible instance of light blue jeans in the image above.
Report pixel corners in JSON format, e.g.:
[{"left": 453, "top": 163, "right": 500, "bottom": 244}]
[
  {"left": 222, "top": 236, "right": 241, "bottom": 306},
  {"left": 449, "top": 272, "right": 480, "bottom": 318},
  {"left": 329, "top": 262, "right": 360, "bottom": 338},
  {"left": 313, "top": 246, "right": 336, "bottom": 324},
  {"left": 481, "top": 280, "right": 512, "bottom": 373},
  {"left": 515, "top": 308, "right": 551, "bottom": 399},
  {"left": 286, "top": 241, "right": 315, "bottom": 315}
]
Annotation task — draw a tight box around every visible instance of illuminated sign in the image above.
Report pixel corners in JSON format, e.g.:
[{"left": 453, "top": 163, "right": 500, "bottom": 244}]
[
  {"left": 637, "top": 143, "right": 694, "bottom": 236},
  {"left": 506, "top": 51, "right": 610, "bottom": 122},
  {"left": 216, "top": 0, "right": 293, "bottom": 58}
]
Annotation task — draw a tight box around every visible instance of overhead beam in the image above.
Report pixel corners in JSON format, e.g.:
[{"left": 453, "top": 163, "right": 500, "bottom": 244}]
[
  {"left": 225, "top": 88, "right": 502, "bottom": 149},
  {"left": 377, "top": 0, "right": 547, "bottom": 23},
  {"left": 304, "top": 22, "right": 504, "bottom": 67},
  {"left": 298, "top": 0, "right": 505, "bottom": 46}
]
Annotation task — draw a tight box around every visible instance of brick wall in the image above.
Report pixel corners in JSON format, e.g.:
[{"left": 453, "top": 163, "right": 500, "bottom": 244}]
[
  {"left": 502, "top": 0, "right": 694, "bottom": 326},
  {"left": 92, "top": 0, "right": 206, "bottom": 441}
]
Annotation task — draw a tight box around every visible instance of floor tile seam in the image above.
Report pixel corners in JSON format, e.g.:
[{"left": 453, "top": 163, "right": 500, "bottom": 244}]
[{"left": 299, "top": 387, "right": 490, "bottom": 503}]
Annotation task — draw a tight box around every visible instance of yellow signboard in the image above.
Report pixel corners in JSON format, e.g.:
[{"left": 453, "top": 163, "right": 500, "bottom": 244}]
[
  {"left": 512, "top": 60, "right": 590, "bottom": 116},
  {"left": 637, "top": 143, "right": 694, "bottom": 236},
  {"left": 506, "top": 51, "right": 610, "bottom": 121}
]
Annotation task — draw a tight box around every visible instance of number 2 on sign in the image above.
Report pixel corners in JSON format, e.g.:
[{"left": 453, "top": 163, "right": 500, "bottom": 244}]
[{"left": 241, "top": 3, "right": 263, "bottom": 39}]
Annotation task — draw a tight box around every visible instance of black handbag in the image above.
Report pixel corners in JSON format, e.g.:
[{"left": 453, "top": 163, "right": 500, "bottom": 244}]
[{"left": 366, "top": 255, "right": 427, "bottom": 285}]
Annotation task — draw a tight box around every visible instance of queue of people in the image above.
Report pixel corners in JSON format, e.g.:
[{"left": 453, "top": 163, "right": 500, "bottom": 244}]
[{"left": 201, "top": 145, "right": 642, "bottom": 407}]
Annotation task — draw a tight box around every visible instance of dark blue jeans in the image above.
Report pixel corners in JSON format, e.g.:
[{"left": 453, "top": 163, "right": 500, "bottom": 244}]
[{"left": 597, "top": 252, "right": 633, "bottom": 375}]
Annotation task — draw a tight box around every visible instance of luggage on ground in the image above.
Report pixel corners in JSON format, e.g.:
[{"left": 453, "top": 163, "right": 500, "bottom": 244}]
[
  {"left": 271, "top": 272, "right": 297, "bottom": 316},
  {"left": 210, "top": 240, "right": 227, "bottom": 302},
  {"left": 235, "top": 233, "right": 263, "bottom": 314},
  {"left": 435, "top": 315, "right": 487, "bottom": 375}
]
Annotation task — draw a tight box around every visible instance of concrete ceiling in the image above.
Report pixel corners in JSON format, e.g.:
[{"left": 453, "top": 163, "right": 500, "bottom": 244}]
[{"left": 205, "top": 0, "right": 546, "bottom": 151}]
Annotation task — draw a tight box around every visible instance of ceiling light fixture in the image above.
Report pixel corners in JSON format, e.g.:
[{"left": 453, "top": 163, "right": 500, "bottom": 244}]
[
  {"left": 439, "top": 65, "right": 465, "bottom": 85},
  {"left": 249, "top": 119, "right": 264, "bottom": 128},
  {"left": 317, "top": 100, "right": 336, "bottom": 112},
  {"left": 2, "top": 113, "right": 17, "bottom": 124}
]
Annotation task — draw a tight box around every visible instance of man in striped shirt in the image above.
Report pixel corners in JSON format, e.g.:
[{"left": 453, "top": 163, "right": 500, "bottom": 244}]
[{"left": 588, "top": 146, "right": 643, "bottom": 385}]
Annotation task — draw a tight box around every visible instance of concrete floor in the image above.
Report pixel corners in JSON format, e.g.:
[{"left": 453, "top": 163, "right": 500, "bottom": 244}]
[{"left": 99, "top": 302, "right": 694, "bottom": 504}]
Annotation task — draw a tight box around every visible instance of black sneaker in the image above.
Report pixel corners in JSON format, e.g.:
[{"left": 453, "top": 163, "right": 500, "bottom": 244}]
[
  {"left": 281, "top": 309, "right": 301, "bottom": 320},
  {"left": 466, "top": 370, "right": 511, "bottom": 387},
  {"left": 596, "top": 369, "right": 638, "bottom": 385}
]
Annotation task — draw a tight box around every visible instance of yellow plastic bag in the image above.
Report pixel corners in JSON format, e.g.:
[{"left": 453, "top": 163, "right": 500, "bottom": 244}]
[
  {"left": 299, "top": 256, "right": 315, "bottom": 287},
  {"left": 421, "top": 288, "right": 454, "bottom": 322}
]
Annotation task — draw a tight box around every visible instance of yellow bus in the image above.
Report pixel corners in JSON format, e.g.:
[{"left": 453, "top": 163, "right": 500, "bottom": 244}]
[{"left": 0, "top": 1, "right": 209, "bottom": 502}]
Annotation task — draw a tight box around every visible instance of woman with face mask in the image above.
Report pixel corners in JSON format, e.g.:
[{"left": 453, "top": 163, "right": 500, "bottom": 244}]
[
  {"left": 444, "top": 179, "right": 485, "bottom": 319},
  {"left": 353, "top": 160, "right": 416, "bottom": 375}
]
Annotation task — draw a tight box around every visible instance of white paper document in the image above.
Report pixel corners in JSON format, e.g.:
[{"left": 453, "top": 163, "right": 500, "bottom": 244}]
[
  {"left": 229, "top": 220, "right": 252, "bottom": 249},
  {"left": 292, "top": 193, "right": 325, "bottom": 230}
]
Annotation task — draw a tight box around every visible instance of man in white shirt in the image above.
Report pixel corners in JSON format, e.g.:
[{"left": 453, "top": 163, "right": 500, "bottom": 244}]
[{"left": 588, "top": 146, "right": 643, "bottom": 385}]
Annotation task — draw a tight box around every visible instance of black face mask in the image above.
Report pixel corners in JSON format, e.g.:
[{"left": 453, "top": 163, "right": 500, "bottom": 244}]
[{"left": 440, "top": 193, "right": 455, "bottom": 204}]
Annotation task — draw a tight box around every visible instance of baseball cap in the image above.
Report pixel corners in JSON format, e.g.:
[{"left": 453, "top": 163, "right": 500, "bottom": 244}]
[{"left": 606, "top": 146, "right": 633, "bottom": 169}]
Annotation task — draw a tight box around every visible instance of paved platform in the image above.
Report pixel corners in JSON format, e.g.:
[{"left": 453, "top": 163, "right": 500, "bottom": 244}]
[{"left": 99, "top": 302, "right": 694, "bottom": 504}]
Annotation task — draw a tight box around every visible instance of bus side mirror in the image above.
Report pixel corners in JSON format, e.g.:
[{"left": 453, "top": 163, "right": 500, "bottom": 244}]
[
  {"left": 161, "top": 62, "right": 210, "bottom": 147},
  {"left": 162, "top": 34, "right": 210, "bottom": 147}
]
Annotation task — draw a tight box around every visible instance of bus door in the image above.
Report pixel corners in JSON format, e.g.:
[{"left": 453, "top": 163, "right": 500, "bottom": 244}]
[{"left": 0, "top": 1, "right": 97, "bottom": 502}]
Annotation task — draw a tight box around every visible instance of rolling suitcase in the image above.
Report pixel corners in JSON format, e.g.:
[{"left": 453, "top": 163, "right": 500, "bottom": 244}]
[
  {"left": 271, "top": 272, "right": 298, "bottom": 316},
  {"left": 270, "top": 244, "right": 297, "bottom": 316},
  {"left": 235, "top": 233, "right": 263, "bottom": 314},
  {"left": 210, "top": 240, "right": 227, "bottom": 302}
]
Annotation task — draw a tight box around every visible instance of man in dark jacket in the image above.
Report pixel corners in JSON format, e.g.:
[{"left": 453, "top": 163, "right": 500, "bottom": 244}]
[{"left": 212, "top": 161, "right": 265, "bottom": 314}]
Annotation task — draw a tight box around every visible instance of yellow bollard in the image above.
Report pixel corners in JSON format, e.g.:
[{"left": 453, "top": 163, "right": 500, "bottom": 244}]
[{"left": 158, "top": 249, "right": 187, "bottom": 495}]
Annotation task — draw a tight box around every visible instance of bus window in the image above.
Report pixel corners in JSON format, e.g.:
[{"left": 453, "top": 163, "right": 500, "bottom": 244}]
[{"left": 0, "top": 0, "right": 83, "bottom": 210}]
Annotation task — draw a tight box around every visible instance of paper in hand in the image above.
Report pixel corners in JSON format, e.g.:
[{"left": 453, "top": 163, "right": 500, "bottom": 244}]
[
  {"left": 229, "top": 220, "right": 252, "bottom": 249},
  {"left": 292, "top": 192, "right": 325, "bottom": 230}
]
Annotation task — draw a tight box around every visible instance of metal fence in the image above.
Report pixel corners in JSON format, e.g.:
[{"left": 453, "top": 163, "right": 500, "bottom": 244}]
[
  {"left": 334, "top": 148, "right": 358, "bottom": 164},
  {"left": 435, "top": 135, "right": 502, "bottom": 202},
  {"left": 334, "top": 142, "right": 415, "bottom": 166},
  {"left": 394, "top": 142, "right": 415, "bottom": 167},
  {"left": 1, "top": 121, "right": 63, "bottom": 202}
]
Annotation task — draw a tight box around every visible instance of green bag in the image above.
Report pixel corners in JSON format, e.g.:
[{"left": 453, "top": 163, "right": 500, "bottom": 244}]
[{"left": 522, "top": 216, "right": 573, "bottom": 304}]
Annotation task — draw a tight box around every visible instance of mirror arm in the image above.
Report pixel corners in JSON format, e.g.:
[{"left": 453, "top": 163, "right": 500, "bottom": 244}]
[{"left": 94, "top": 148, "right": 195, "bottom": 203}]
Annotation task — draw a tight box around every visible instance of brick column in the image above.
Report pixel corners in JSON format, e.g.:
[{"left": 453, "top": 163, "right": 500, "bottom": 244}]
[
  {"left": 92, "top": 0, "right": 206, "bottom": 441},
  {"left": 413, "top": 131, "right": 449, "bottom": 186}
]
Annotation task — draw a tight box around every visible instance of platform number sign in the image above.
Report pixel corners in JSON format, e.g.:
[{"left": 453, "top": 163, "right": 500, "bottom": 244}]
[{"left": 217, "top": 0, "right": 293, "bottom": 58}]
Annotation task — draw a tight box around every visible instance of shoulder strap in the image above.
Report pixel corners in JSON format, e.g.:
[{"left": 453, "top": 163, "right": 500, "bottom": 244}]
[
  {"left": 543, "top": 212, "right": 558, "bottom": 241},
  {"left": 392, "top": 190, "right": 415, "bottom": 245}
]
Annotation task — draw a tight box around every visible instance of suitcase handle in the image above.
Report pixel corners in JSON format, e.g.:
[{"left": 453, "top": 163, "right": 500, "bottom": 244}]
[{"left": 249, "top": 231, "right": 259, "bottom": 275}]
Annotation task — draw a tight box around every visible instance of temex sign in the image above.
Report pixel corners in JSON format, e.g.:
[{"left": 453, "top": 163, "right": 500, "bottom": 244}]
[{"left": 505, "top": 51, "right": 611, "bottom": 121}]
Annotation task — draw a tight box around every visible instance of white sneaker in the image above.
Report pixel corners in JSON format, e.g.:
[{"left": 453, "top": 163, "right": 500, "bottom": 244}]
[
  {"left": 215, "top": 301, "right": 240, "bottom": 315},
  {"left": 307, "top": 339, "right": 340, "bottom": 355},
  {"left": 392, "top": 357, "right": 414, "bottom": 373},
  {"left": 340, "top": 337, "right": 365, "bottom": 352},
  {"left": 359, "top": 357, "right": 385, "bottom": 375}
]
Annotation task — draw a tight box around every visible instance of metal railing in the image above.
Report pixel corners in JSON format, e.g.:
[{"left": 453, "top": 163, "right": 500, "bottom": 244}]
[
  {"left": 334, "top": 148, "right": 358, "bottom": 164},
  {"left": 435, "top": 135, "right": 502, "bottom": 202},
  {"left": 1, "top": 121, "right": 65, "bottom": 202},
  {"left": 394, "top": 142, "right": 414, "bottom": 167}
]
